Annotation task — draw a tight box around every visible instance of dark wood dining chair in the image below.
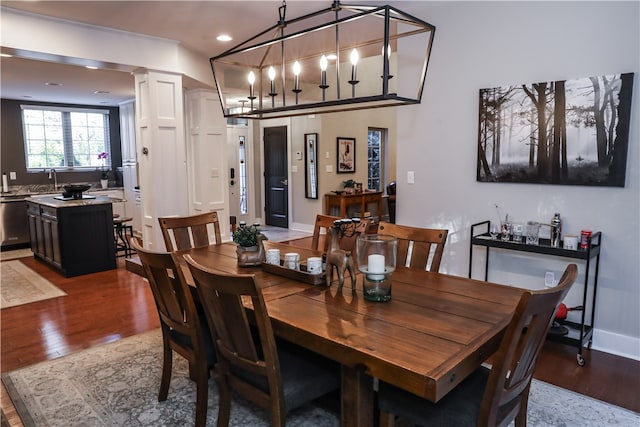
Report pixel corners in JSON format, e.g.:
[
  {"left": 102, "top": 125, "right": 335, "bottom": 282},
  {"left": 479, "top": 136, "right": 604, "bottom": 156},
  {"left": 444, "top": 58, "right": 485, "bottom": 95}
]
[
  {"left": 377, "top": 221, "right": 448, "bottom": 271},
  {"left": 311, "top": 214, "right": 370, "bottom": 253},
  {"left": 129, "top": 238, "right": 216, "bottom": 427},
  {"left": 158, "top": 211, "right": 221, "bottom": 251},
  {"left": 377, "top": 263, "right": 578, "bottom": 427},
  {"left": 183, "top": 254, "right": 340, "bottom": 427}
]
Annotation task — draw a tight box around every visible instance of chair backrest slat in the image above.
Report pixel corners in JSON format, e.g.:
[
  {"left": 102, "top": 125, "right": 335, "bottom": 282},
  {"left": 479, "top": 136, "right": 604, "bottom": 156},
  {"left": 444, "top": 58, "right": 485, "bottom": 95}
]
[
  {"left": 130, "top": 237, "right": 201, "bottom": 336},
  {"left": 158, "top": 212, "right": 221, "bottom": 251},
  {"left": 377, "top": 222, "right": 448, "bottom": 272}
]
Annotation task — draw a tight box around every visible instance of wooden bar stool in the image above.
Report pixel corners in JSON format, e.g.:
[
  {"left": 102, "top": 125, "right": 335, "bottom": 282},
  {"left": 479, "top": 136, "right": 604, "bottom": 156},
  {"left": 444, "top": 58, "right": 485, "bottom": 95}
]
[{"left": 113, "top": 216, "right": 134, "bottom": 258}]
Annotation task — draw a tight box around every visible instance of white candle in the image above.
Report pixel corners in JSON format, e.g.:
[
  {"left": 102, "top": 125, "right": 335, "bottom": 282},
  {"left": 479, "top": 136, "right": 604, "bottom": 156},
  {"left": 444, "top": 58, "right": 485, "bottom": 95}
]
[{"left": 368, "top": 254, "right": 385, "bottom": 274}]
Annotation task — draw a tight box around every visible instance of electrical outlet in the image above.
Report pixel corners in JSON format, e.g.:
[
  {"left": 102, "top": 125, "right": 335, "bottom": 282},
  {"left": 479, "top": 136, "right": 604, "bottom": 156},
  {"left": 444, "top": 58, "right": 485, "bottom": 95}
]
[
  {"left": 407, "top": 171, "right": 415, "bottom": 184},
  {"left": 544, "top": 271, "right": 555, "bottom": 288},
  {"left": 326, "top": 151, "right": 330, "bottom": 159},
  {"left": 326, "top": 165, "right": 333, "bottom": 172},
  {"left": 291, "top": 165, "right": 298, "bottom": 173}
]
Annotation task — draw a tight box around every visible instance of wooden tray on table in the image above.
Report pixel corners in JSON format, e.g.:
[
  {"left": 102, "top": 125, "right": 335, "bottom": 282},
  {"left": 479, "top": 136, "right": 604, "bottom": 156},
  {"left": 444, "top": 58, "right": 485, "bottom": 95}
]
[{"left": 261, "top": 260, "right": 326, "bottom": 285}]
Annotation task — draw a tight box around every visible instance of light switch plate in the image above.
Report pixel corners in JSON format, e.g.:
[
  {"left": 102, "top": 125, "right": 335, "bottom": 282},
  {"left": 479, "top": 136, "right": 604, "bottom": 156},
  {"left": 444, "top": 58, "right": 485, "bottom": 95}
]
[
  {"left": 9, "top": 172, "right": 16, "bottom": 180},
  {"left": 291, "top": 165, "right": 298, "bottom": 172},
  {"left": 326, "top": 165, "right": 333, "bottom": 172},
  {"left": 407, "top": 171, "right": 415, "bottom": 184},
  {"left": 545, "top": 271, "right": 555, "bottom": 288}
]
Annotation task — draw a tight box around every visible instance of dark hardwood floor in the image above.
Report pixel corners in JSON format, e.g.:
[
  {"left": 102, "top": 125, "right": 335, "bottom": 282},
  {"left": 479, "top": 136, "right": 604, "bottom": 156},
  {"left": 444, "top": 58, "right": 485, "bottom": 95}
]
[{"left": 1, "top": 252, "right": 639, "bottom": 426}]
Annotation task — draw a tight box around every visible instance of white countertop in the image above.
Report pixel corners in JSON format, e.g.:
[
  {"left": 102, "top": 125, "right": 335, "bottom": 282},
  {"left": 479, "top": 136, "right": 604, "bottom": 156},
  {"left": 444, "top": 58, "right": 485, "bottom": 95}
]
[{"left": 27, "top": 195, "right": 113, "bottom": 208}]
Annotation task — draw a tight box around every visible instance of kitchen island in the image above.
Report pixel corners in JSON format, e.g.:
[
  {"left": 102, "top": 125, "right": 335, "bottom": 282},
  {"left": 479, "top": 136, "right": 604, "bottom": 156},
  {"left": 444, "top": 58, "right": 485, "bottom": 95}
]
[{"left": 27, "top": 195, "right": 116, "bottom": 277}]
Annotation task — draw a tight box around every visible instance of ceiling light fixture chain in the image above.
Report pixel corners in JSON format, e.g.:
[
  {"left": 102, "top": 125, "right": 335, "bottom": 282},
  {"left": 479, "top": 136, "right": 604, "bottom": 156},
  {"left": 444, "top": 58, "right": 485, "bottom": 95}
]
[{"left": 278, "top": 0, "right": 287, "bottom": 27}]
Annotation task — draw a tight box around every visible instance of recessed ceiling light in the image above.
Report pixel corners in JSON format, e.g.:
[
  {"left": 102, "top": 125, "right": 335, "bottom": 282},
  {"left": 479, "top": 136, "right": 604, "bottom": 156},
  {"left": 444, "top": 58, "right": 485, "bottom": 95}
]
[
  {"left": 216, "top": 34, "right": 232, "bottom": 42},
  {"left": 85, "top": 65, "right": 98, "bottom": 70},
  {"left": 94, "top": 90, "right": 110, "bottom": 94},
  {"left": 45, "top": 82, "right": 62, "bottom": 87},
  {"left": 23, "top": 95, "right": 32, "bottom": 98}
]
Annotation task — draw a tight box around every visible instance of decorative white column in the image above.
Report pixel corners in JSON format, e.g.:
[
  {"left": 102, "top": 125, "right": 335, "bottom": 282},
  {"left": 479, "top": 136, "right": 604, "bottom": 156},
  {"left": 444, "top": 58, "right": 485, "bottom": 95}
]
[{"left": 134, "top": 70, "right": 188, "bottom": 250}]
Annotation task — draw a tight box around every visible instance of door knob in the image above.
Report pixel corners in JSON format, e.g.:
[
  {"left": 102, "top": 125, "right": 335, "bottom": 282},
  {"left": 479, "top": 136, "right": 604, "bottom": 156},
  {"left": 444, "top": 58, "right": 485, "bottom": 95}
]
[{"left": 281, "top": 179, "right": 288, "bottom": 186}]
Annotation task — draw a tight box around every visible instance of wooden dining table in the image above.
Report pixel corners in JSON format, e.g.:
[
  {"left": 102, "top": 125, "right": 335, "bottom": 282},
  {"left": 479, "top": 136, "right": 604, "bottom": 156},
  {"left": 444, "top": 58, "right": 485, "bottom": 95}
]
[{"left": 126, "top": 241, "right": 525, "bottom": 427}]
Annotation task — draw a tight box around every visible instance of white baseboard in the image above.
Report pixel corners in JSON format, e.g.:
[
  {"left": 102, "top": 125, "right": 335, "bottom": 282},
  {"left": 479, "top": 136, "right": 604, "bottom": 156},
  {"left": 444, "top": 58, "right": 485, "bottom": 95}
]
[
  {"left": 592, "top": 328, "right": 640, "bottom": 361},
  {"left": 290, "top": 222, "right": 314, "bottom": 233}
]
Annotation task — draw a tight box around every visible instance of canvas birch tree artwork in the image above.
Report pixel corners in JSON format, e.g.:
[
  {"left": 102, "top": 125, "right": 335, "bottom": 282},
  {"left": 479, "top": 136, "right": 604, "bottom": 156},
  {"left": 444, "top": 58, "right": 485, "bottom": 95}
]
[{"left": 477, "top": 73, "right": 634, "bottom": 186}]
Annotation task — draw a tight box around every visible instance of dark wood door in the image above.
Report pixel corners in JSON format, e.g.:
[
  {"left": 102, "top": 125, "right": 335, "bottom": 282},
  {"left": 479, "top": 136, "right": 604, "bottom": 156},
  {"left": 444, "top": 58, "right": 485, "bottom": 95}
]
[{"left": 264, "top": 126, "right": 288, "bottom": 228}]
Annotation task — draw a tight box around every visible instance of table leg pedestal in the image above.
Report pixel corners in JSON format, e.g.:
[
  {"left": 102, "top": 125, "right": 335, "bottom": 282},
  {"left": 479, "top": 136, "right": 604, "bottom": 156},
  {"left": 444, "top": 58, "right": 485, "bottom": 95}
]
[{"left": 341, "top": 364, "right": 374, "bottom": 427}]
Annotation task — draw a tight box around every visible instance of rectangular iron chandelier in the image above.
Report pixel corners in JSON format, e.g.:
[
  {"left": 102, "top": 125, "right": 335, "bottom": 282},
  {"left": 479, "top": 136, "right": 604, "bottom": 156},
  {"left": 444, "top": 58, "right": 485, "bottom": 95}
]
[{"left": 210, "top": 1, "right": 436, "bottom": 119}]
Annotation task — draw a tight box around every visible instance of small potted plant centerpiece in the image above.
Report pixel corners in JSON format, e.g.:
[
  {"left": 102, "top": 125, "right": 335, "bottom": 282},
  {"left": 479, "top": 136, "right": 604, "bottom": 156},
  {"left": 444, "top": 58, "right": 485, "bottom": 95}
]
[
  {"left": 233, "top": 221, "right": 267, "bottom": 266},
  {"left": 342, "top": 179, "right": 356, "bottom": 194}
]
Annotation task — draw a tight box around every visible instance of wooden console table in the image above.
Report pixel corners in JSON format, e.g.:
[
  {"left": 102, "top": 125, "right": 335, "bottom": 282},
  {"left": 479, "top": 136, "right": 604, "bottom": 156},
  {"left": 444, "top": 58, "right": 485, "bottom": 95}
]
[{"left": 324, "top": 191, "right": 382, "bottom": 221}]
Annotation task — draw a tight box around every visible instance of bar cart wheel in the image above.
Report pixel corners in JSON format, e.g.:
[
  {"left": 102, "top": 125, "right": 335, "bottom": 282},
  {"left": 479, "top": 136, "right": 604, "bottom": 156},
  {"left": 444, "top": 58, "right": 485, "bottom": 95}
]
[{"left": 577, "top": 354, "right": 586, "bottom": 366}]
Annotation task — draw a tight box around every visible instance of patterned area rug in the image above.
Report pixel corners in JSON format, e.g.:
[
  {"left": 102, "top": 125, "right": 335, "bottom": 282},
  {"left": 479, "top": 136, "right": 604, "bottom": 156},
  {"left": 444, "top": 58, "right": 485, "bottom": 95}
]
[
  {"left": 0, "top": 260, "right": 66, "bottom": 309},
  {"left": 3, "top": 330, "right": 640, "bottom": 427},
  {"left": 0, "top": 249, "right": 33, "bottom": 262}
]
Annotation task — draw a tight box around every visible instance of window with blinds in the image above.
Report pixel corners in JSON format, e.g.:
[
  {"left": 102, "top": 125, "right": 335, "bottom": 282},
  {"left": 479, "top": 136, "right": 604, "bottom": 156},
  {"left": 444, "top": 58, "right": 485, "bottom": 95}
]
[{"left": 21, "top": 105, "right": 111, "bottom": 171}]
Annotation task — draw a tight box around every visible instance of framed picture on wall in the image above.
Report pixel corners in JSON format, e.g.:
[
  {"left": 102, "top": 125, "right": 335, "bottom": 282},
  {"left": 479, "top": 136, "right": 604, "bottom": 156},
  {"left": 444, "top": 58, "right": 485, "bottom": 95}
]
[
  {"left": 337, "top": 137, "right": 355, "bottom": 173},
  {"left": 477, "top": 72, "right": 634, "bottom": 187}
]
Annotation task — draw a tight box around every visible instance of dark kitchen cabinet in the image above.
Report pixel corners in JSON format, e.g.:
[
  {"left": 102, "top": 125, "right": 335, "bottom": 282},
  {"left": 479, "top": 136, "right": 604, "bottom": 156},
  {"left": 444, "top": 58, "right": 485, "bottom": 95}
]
[
  {"left": 27, "top": 198, "right": 116, "bottom": 277},
  {"left": 27, "top": 203, "right": 62, "bottom": 268}
]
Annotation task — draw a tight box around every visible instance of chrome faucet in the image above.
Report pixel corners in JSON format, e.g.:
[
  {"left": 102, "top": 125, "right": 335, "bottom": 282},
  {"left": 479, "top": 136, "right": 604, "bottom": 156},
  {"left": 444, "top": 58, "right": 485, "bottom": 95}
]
[{"left": 48, "top": 168, "right": 58, "bottom": 190}]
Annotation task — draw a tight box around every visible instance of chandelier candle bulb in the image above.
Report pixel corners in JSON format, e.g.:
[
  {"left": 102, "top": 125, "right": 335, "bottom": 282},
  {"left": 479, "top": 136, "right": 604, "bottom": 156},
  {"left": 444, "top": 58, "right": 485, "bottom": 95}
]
[
  {"left": 320, "top": 55, "right": 328, "bottom": 87},
  {"left": 350, "top": 49, "right": 359, "bottom": 82},
  {"left": 293, "top": 61, "right": 301, "bottom": 91},
  {"left": 247, "top": 71, "right": 256, "bottom": 103},
  {"left": 268, "top": 66, "right": 276, "bottom": 95}
]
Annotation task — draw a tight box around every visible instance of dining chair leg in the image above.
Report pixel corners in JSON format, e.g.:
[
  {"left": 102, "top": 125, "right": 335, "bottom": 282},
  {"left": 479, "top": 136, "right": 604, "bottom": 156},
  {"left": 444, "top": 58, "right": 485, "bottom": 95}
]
[
  {"left": 159, "top": 337, "right": 172, "bottom": 401},
  {"left": 194, "top": 367, "right": 209, "bottom": 427},
  {"left": 270, "top": 400, "right": 287, "bottom": 427},
  {"left": 216, "top": 374, "right": 232, "bottom": 427},
  {"left": 515, "top": 384, "right": 531, "bottom": 427}
]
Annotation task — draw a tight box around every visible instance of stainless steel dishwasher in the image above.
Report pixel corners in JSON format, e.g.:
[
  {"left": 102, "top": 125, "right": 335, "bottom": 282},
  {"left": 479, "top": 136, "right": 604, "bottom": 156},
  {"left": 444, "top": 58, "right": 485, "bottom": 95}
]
[{"left": 1, "top": 195, "right": 31, "bottom": 250}]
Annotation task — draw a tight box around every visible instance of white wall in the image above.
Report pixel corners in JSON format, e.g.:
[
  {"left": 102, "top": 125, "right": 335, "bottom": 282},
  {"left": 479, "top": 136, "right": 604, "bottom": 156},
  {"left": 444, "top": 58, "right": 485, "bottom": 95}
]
[{"left": 396, "top": 1, "right": 639, "bottom": 359}]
